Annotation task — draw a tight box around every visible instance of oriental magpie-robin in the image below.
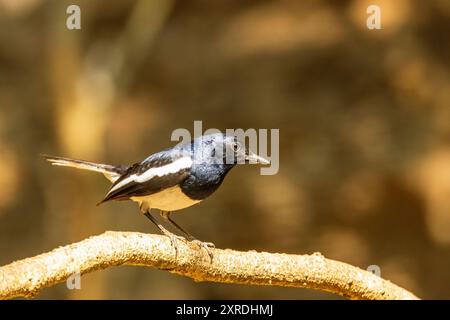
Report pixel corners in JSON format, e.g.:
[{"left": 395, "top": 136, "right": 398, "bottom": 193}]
[{"left": 43, "top": 133, "right": 269, "bottom": 258}]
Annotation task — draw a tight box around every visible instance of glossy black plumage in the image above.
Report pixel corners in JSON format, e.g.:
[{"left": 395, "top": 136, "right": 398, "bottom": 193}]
[{"left": 99, "top": 134, "right": 238, "bottom": 204}]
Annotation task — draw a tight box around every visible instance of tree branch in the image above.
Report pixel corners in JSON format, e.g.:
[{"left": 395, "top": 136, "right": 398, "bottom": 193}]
[{"left": 0, "top": 231, "right": 418, "bottom": 300}]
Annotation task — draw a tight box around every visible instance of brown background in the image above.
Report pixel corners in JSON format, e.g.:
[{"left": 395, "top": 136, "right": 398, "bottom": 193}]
[{"left": 0, "top": 0, "right": 450, "bottom": 299}]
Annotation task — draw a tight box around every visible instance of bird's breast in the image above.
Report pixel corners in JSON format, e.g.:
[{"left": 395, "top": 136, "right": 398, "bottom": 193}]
[
  {"left": 131, "top": 185, "right": 201, "bottom": 211},
  {"left": 180, "top": 167, "right": 232, "bottom": 200}
]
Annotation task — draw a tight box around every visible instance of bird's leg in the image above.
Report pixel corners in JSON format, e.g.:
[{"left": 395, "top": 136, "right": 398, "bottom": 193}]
[
  {"left": 160, "top": 210, "right": 195, "bottom": 240},
  {"left": 160, "top": 210, "right": 215, "bottom": 247},
  {"left": 141, "top": 207, "right": 185, "bottom": 257},
  {"left": 160, "top": 210, "right": 215, "bottom": 261}
]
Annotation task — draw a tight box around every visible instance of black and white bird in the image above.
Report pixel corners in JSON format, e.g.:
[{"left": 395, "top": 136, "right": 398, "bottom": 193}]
[{"left": 43, "top": 133, "right": 269, "bottom": 258}]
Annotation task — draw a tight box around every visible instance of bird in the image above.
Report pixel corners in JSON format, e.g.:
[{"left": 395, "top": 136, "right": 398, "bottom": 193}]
[{"left": 42, "top": 133, "right": 269, "bottom": 259}]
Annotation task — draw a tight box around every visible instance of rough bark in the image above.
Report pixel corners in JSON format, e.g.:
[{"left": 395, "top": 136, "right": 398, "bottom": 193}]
[{"left": 0, "top": 231, "right": 418, "bottom": 300}]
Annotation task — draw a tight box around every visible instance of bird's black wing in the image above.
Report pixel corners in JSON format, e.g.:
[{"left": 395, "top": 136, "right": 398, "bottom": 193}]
[{"left": 98, "top": 151, "right": 191, "bottom": 204}]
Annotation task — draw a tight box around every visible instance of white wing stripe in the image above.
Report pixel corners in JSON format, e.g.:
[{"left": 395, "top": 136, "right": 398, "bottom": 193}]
[{"left": 108, "top": 157, "right": 192, "bottom": 193}]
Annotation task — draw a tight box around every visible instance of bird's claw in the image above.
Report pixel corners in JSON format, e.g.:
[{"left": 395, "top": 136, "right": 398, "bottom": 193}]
[
  {"left": 191, "top": 240, "right": 215, "bottom": 262},
  {"left": 160, "top": 228, "right": 214, "bottom": 262},
  {"left": 203, "top": 241, "right": 215, "bottom": 249},
  {"left": 163, "top": 231, "right": 187, "bottom": 257}
]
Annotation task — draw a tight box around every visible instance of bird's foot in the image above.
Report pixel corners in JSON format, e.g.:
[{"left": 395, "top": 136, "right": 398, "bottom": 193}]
[
  {"left": 161, "top": 229, "right": 187, "bottom": 257},
  {"left": 191, "top": 240, "right": 215, "bottom": 262}
]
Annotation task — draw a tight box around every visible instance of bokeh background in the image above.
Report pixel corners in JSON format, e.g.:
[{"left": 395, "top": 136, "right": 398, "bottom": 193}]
[{"left": 1, "top": 0, "right": 450, "bottom": 299}]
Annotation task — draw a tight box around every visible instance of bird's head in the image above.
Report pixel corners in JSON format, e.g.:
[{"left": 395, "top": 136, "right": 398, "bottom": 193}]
[{"left": 190, "top": 133, "right": 270, "bottom": 167}]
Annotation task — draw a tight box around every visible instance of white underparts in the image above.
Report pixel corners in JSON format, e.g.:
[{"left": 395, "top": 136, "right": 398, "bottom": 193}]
[{"left": 131, "top": 185, "right": 201, "bottom": 211}]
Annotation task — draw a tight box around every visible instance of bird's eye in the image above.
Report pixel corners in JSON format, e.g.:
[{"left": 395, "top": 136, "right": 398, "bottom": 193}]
[{"left": 233, "top": 142, "right": 241, "bottom": 152}]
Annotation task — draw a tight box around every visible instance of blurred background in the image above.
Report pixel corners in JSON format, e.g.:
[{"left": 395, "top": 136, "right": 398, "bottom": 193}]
[{"left": 0, "top": 0, "right": 449, "bottom": 299}]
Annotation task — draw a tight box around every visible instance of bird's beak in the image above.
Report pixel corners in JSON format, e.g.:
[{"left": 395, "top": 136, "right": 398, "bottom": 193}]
[{"left": 245, "top": 151, "right": 270, "bottom": 165}]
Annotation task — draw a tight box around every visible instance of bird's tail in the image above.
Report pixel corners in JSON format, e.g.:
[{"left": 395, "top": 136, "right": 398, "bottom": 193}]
[{"left": 41, "top": 154, "right": 127, "bottom": 183}]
